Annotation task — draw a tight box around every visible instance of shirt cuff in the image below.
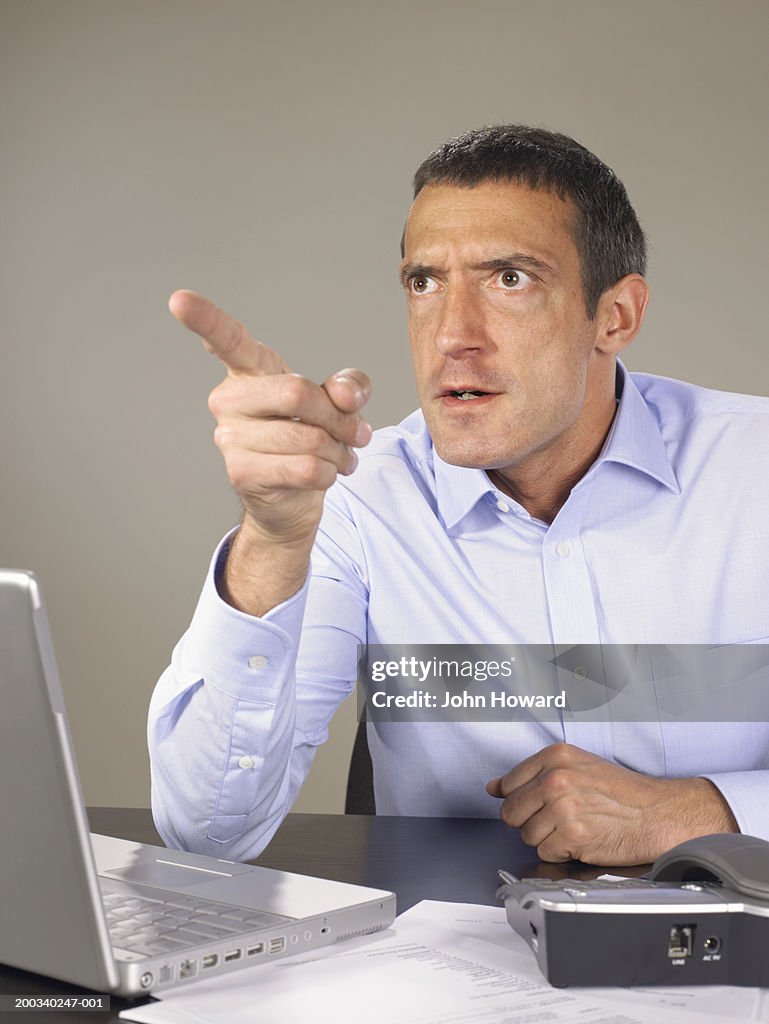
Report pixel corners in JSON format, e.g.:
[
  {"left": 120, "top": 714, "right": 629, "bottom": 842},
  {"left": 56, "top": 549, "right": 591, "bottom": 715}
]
[
  {"left": 701, "top": 771, "right": 769, "bottom": 841},
  {"left": 181, "top": 529, "right": 310, "bottom": 702}
]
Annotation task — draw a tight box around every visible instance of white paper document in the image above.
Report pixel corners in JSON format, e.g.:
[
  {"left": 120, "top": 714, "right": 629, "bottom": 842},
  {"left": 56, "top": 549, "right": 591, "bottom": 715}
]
[
  {"left": 404, "top": 900, "right": 769, "bottom": 1021},
  {"left": 119, "top": 901, "right": 769, "bottom": 1024}
]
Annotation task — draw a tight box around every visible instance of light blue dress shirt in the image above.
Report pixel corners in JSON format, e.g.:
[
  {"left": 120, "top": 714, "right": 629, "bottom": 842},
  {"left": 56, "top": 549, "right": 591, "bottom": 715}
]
[{"left": 149, "top": 366, "right": 769, "bottom": 860}]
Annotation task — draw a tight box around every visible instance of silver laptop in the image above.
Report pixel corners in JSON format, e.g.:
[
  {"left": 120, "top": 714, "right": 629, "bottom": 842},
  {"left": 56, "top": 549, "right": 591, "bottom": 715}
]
[{"left": 0, "top": 569, "right": 395, "bottom": 997}]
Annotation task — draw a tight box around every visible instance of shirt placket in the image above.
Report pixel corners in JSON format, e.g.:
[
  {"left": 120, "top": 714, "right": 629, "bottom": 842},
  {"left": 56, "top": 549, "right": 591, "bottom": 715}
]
[{"left": 542, "top": 492, "right": 613, "bottom": 759}]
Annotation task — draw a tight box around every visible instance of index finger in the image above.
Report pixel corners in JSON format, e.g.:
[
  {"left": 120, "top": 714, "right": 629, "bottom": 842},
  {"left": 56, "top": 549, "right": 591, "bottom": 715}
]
[
  {"left": 489, "top": 748, "right": 549, "bottom": 799},
  {"left": 168, "top": 289, "right": 290, "bottom": 377}
]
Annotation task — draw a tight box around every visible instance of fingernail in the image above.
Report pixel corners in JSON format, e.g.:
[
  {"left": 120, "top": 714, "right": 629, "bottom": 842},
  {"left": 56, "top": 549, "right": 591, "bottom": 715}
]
[
  {"left": 333, "top": 374, "right": 363, "bottom": 403},
  {"left": 354, "top": 419, "right": 372, "bottom": 446},
  {"left": 345, "top": 449, "right": 359, "bottom": 474}
]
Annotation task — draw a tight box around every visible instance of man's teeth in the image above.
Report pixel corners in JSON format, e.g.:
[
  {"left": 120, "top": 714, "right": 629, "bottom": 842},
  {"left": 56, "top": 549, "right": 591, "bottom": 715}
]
[{"left": 454, "top": 391, "right": 485, "bottom": 400}]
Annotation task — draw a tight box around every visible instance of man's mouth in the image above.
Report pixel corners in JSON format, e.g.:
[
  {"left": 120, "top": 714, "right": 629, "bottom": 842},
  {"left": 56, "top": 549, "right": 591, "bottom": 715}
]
[
  {"left": 437, "top": 386, "right": 496, "bottom": 404},
  {"left": 451, "top": 390, "right": 487, "bottom": 401}
]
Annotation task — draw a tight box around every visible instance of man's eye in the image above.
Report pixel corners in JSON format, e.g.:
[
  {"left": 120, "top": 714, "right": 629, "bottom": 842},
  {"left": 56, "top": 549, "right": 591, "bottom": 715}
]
[
  {"left": 409, "top": 276, "right": 437, "bottom": 294},
  {"left": 495, "top": 269, "right": 533, "bottom": 289}
]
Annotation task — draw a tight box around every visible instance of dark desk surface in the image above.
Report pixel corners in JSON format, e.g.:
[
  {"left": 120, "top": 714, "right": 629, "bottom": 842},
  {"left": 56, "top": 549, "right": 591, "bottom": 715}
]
[{"left": 0, "top": 809, "right": 619, "bottom": 1024}]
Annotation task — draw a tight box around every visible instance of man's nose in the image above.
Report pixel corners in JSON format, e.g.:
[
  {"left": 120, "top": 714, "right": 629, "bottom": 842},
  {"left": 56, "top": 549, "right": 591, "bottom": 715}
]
[{"left": 432, "top": 283, "right": 487, "bottom": 357}]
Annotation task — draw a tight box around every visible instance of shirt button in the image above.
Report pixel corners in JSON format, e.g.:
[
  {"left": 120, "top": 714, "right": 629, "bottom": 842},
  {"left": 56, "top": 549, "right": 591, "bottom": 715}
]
[
  {"left": 238, "top": 755, "right": 255, "bottom": 770},
  {"left": 572, "top": 666, "right": 588, "bottom": 679},
  {"left": 555, "top": 542, "right": 571, "bottom": 558},
  {"left": 248, "top": 655, "right": 269, "bottom": 670},
  {"left": 496, "top": 500, "right": 510, "bottom": 513}
]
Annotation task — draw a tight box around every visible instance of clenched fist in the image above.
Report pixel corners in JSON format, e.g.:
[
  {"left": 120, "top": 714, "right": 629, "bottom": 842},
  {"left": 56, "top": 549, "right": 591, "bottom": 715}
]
[{"left": 487, "top": 742, "right": 738, "bottom": 866}]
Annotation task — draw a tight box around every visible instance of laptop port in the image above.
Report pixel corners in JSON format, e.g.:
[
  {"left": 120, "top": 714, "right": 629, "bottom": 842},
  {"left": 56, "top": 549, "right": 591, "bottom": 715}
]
[
  {"left": 202, "top": 953, "right": 219, "bottom": 969},
  {"left": 269, "top": 937, "right": 286, "bottom": 954},
  {"left": 247, "top": 942, "right": 265, "bottom": 956},
  {"left": 224, "top": 948, "right": 242, "bottom": 962},
  {"left": 179, "top": 959, "right": 197, "bottom": 979}
]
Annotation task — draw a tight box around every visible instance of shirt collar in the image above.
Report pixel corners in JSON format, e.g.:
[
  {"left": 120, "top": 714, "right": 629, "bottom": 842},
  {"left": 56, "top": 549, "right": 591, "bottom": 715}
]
[
  {"left": 592, "top": 361, "right": 680, "bottom": 495},
  {"left": 433, "top": 454, "right": 494, "bottom": 531},
  {"left": 432, "top": 361, "right": 680, "bottom": 531}
]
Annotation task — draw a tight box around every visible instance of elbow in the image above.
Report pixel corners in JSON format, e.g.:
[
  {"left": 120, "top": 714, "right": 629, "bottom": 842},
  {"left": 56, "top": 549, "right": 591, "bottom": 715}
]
[{"left": 150, "top": 772, "right": 290, "bottom": 862}]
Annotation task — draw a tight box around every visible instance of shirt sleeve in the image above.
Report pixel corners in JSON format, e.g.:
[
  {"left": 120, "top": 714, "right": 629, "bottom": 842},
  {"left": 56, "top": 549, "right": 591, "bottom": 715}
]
[
  {"left": 700, "top": 771, "right": 769, "bottom": 840},
  {"left": 148, "top": 489, "right": 369, "bottom": 862}
]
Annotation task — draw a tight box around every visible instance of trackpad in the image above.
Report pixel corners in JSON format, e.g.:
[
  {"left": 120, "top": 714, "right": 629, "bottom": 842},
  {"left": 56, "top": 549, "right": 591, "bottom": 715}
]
[{"left": 104, "top": 859, "right": 246, "bottom": 889}]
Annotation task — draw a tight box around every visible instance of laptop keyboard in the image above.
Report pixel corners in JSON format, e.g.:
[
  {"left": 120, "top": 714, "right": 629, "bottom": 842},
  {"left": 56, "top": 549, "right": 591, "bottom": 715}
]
[{"left": 101, "top": 883, "right": 292, "bottom": 959}]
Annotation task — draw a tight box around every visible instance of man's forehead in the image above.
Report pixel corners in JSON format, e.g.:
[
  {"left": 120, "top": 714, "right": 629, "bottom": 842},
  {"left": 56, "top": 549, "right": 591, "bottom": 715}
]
[{"left": 401, "top": 180, "right": 578, "bottom": 263}]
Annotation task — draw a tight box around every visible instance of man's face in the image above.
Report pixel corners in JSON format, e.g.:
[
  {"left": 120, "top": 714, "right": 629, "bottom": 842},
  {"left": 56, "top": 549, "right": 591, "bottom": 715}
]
[{"left": 400, "top": 180, "right": 611, "bottom": 478}]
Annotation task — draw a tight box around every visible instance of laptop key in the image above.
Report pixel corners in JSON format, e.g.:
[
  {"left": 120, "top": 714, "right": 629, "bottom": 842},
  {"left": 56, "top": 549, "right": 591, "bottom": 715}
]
[
  {"left": 152, "top": 936, "right": 191, "bottom": 952},
  {"left": 183, "top": 921, "right": 243, "bottom": 940},
  {"left": 189, "top": 916, "right": 243, "bottom": 931},
  {"left": 129, "top": 940, "right": 184, "bottom": 957},
  {"left": 157, "top": 913, "right": 193, "bottom": 928},
  {"left": 126, "top": 931, "right": 165, "bottom": 946},
  {"left": 144, "top": 923, "right": 177, "bottom": 936},
  {"left": 216, "top": 908, "right": 257, "bottom": 922},
  {"left": 109, "top": 905, "right": 137, "bottom": 918},
  {"left": 106, "top": 890, "right": 165, "bottom": 905},
  {"left": 130, "top": 911, "right": 159, "bottom": 924},
  {"left": 171, "top": 928, "right": 209, "bottom": 945},
  {"left": 163, "top": 896, "right": 201, "bottom": 911}
]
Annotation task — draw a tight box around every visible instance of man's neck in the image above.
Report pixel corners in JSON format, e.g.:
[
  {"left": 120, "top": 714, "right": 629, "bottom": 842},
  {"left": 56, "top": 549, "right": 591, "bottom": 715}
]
[{"left": 487, "top": 393, "right": 619, "bottom": 525}]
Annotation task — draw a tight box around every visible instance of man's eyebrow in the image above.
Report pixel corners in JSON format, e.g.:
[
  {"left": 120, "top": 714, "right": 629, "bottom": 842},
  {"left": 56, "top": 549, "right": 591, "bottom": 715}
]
[
  {"left": 399, "top": 253, "right": 555, "bottom": 287},
  {"left": 399, "top": 262, "right": 436, "bottom": 287},
  {"left": 474, "top": 254, "right": 555, "bottom": 276}
]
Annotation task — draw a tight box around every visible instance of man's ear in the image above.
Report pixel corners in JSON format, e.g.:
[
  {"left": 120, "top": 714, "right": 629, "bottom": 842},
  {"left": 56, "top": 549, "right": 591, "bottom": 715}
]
[{"left": 594, "top": 274, "right": 649, "bottom": 355}]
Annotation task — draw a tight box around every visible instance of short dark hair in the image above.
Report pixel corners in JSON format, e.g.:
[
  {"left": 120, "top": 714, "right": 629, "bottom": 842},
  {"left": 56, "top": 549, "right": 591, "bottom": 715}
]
[{"left": 411, "top": 125, "right": 647, "bottom": 318}]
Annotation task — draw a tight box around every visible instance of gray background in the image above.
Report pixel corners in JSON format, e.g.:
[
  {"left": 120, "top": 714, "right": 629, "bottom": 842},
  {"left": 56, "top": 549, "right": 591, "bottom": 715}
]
[{"left": 1, "top": 0, "right": 767, "bottom": 813}]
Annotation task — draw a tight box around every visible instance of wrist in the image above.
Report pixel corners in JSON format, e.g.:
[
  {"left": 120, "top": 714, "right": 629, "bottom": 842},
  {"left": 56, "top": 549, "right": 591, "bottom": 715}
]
[
  {"left": 220, "top": 516, "right": 315, "bottom": 617},
  {"left": 650, "top": 777, "right": 739, "bottom": 856}
]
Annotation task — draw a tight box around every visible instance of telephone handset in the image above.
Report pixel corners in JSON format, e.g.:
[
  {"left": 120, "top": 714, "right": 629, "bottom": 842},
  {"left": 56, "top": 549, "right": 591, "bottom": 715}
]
[{"left": 651, "top": 832, "right": 769, "bottom": 899}]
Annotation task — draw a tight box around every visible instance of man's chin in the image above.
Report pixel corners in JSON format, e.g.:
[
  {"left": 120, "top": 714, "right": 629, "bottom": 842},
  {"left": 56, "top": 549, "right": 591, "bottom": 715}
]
[
  {"left": 431, "top": 437, "right": 522, "bottom": 471},
  {"left": 437, "top": 451, "right": 495, "bottom": 469}
]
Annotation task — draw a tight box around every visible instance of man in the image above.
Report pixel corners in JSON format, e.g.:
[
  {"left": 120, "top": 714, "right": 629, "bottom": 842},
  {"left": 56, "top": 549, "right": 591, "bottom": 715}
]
[{"left": 149, "top": 125, "right": 769, "bottom": 866}]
